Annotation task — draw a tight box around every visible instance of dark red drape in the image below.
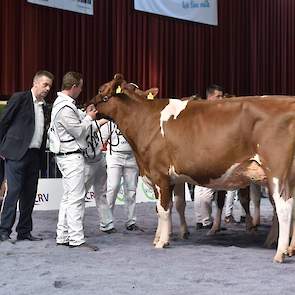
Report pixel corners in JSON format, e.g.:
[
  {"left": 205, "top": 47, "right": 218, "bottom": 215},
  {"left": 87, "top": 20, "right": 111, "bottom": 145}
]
[{"left": 1, "top": 0, "right": 295, "bottom": 103}]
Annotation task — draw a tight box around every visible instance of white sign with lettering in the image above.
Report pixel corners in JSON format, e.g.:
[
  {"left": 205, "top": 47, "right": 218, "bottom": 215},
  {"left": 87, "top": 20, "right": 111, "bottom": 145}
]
[
  {"left": 134, "top": 0, "right": 218, "bottom": 26},
  {"left": 34, "top": 178, "right": 191, "bottom": 210},
  {"left": 27, "top": 0, "right": 93, "bottom": 15}
]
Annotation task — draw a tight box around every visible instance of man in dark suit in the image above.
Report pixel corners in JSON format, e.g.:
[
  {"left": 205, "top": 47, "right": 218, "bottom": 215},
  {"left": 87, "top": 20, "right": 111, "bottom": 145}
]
[
  {"left": 0, "top": 70, "right": 54, "bottom": 242},
  {"left": 0, "top": 158, "right": 4, "bottom": 207}
]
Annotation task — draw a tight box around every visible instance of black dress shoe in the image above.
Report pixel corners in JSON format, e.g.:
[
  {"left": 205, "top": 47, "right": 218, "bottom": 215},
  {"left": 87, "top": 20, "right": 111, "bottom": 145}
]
[
  {"left": 0, "top": 233, "right": 10, "bottom": 242},
  {"left": 126, "top": 224, "right": 143, "bottom": 231},
  {"left": 240, "top": 216, "right": 246, "bottom": 223},
  {"left": 69, "top": 242, "right": 99, "bottom": 251},
  {"left": 196, "top": 222, "right": 203, "bottom": 230},
  {"left": 195, "top": 223, "right": 213, "bottom": 230},
  {"left": 17, "top": 234, "right": 43, "bottom": 241}
]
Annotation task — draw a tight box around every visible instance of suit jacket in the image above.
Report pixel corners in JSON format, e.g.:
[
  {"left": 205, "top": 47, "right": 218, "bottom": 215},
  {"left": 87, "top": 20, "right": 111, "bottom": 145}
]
[{"left": 0, "top": 91, "right": 48, "bottom": 162}]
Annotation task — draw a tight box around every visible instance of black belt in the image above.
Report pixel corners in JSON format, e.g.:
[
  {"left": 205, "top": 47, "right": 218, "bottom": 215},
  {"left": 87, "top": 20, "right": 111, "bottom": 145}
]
[{"left": 56, "top": 150, "right": 81, "bottom": 156}]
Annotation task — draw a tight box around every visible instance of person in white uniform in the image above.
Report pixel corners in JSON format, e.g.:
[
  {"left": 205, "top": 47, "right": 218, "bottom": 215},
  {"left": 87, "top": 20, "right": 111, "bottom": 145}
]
[
  {"left": 48, "top": 71, "right": 98, "bottom": 250},
  {"left": 105, "top": 121, "right": 140, "bottom": 231},
  {"left": 83, "top": 118, "right": 115, "bottom": 233},
  {"left": 224, "top": 190, "right": 238, "bottom": 223}
]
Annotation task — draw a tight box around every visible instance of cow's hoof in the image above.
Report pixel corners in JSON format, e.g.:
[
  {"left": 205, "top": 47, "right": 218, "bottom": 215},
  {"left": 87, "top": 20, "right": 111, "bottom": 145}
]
[
  {"left": 153, "top": 237, "right": 160, "bottom": 246},
  {"left": 180, "top": 231, "right": 190, "bottom": 240},
  {"left": 273, "top": 252, "right": 286, "bottom": 263},
  {"left": 155, "top": 241, "right": 169, "bottom": 248},
  {"left": 287, "top": 247, "right": 295, "bottom": 257},
  {"left": 250, "top": 226, "right": 258, "bottom": 233},
  {"left": 206, "top": 229, "right": 218, "bottom": 236},
  {"left": 246, "top": 224, "right": 254, "bottom": 231},
  {"left": 264, "top": 237, "right": 277, "bottom": 248},
  {"left": 245, "top": 217, "right": 254, "bottom": 231}
]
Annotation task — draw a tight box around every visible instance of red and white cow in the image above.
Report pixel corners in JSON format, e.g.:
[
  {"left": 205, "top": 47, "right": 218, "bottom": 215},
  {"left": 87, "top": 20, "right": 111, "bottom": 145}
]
[{"left": 92, "top": 74, "right": 295, "bottom": 263}]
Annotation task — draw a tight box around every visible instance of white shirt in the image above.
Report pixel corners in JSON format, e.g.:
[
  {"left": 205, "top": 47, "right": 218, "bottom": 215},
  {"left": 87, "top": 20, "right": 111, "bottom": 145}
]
[
  {"left": 106, "top": 122, "right": 133, "bottom": 153},
  {"left": 84, "top": 121, "right": 109, "bottom": 163},
  {"left": 29, "top": 91, "right": 45, "bottom": 149},
  {"left": 52, "top": 92, "right": 93, "bottom": 153}
]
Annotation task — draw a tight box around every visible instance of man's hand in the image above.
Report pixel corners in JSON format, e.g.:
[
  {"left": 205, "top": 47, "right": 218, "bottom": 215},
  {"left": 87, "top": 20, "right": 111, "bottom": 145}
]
[{"left": 86, "top": 104, "right": 98, "bottom": 120}]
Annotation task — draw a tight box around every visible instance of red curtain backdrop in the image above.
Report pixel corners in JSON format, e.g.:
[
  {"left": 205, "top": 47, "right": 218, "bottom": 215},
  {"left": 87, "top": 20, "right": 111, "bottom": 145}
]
[{"left": 0, "top": 0, "right": 295, "bottom": 103}]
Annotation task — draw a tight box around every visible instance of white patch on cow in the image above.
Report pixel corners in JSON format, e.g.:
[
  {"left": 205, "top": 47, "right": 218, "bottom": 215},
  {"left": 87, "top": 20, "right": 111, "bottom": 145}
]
[
  {"left": 168, "top": 165, "right": 177, "bottom": 177},
  {"left": 155, "top": 185, "right": 161, "bottom": 199},
  {"left": 272, "top": 177, "right": 293, "bottom": 258},
  {"left": 272, "top": 177, "right": 280, "bottom": 199},
  {"left": 167, "top": 165, "right": 199, "bottom": 185},
  {"left": 250, "top": 154, "right": 262, "bottom": 165},
  {"left": 160, "top": 99, "right": 188, "bottom": 137},
  {"left": 155, "top": 188, "right": 172, "bottom": 248}
]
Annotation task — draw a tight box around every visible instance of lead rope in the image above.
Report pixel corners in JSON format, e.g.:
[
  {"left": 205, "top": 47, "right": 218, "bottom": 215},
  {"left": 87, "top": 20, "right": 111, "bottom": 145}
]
[{"left": 95, "top": 121, "right": 120, "bottom": 155}]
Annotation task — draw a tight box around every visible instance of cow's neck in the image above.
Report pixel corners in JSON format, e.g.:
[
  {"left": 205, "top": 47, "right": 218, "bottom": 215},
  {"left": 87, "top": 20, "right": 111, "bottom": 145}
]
[{"left": 105, "top": 98, "right": 144, "bottom": 147}]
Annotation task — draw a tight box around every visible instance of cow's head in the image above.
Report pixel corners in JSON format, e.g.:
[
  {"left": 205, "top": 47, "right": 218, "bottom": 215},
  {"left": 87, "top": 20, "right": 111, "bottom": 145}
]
[
  {"left": 91, "top": 73, "right": 126, "bottom": 106},
  {"left": 90, "top": 74, "right": 159, "bottom": 112}
]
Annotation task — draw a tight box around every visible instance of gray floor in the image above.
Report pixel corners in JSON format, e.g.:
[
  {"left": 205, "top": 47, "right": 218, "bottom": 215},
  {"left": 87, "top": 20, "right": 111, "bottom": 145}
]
[{"left": 0, "top": 199, "right": 295, "bottom": 295}]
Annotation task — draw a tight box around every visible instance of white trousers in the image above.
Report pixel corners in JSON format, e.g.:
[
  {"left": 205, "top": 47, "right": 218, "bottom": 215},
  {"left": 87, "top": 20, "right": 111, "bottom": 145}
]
[
  {"left": 84, "top": 156, "right": 113, "bottom": 231},
  {"left": 194, "top": 186, "right": 215, "bottom": 226},
  {"left": 56, "top": 153, "right": 86, "bottom": 246},
  {"left": 224, "top": 190, "right": 238, "bottom": 217},
  {"left": 106, "top": 152, "right": 139, "bottom": 227}
]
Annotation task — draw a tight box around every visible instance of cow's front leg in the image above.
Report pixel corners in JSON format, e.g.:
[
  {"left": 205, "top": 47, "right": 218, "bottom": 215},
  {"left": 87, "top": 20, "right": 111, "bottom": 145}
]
[
  {"left": 208, "top": 191, "right": 226, "bottom": 235},
  {"left": 174, "top": 183, "right": 189, "bottom": 239},
  {"left": 152, "top": 202, "right": 173, "bottom": 245},
  {"left": 153, "top": 183, "right": 173, "bottom": 248},
  {"left": 250, "top": 183, "right": 261, "bottom": 227},
  {"left": 272, "top": 179, "right": 293, "bottom": 263},
  {"left": 264, "top": 196, "right": 278, "bottom": 248},
  {"left": 287, "top": 197, "right": 295, "bottom": 257},
  {"left": 153, "top": 208, "right": 161, "bottom": 245}
]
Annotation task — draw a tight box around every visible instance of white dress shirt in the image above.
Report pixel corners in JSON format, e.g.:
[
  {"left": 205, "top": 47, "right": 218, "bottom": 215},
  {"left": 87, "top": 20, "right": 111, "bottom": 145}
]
[{"left": 29, "top": 91, "right": 44, "bottom": 149}]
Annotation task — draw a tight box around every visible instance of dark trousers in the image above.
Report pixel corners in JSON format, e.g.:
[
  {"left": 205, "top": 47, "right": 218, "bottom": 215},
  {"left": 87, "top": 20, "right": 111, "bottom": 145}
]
[{"left": 0, "top": 149, "right": 40, "bottom": 236}]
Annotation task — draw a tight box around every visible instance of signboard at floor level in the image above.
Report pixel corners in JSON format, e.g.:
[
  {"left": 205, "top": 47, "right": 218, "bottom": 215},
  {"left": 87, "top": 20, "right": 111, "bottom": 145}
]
[{"left": 34, "top": 178, "right": 191, "bottom": 210}]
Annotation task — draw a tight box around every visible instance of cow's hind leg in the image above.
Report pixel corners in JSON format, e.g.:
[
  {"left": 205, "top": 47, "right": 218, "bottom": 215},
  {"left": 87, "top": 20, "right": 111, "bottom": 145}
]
[
  {"left": 174, "top": 183, "right": 189, "bottom": 239},
  {"left": 272, "top": 179, "right": 293, "bottom": 263},
  {"left": 239, "top": 186, "right": 255, "bottom": 231},
  {"left": 287, "top": 197, "right": 295, "bottom": 257}
]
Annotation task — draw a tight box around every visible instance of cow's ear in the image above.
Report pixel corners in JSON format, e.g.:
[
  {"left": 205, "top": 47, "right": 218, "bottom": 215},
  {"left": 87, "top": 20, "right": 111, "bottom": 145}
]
[
  {"left": 111, "top": 74, "right": 125, "bottom": 95},
  {"left": 115, "top": 85, "right": 122, "bottom": 94},
  {"left": 148, "top": 88, "right": 159, "bottom": 98}
]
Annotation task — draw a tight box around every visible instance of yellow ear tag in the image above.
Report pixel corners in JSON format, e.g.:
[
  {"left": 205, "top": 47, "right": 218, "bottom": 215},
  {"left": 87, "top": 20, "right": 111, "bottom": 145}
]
[
  {"left": 147, "top": 92, "right": 154, "bottom": 100},
  {"left": 116, "top": 86, "right": 122, "bottom": 93}
]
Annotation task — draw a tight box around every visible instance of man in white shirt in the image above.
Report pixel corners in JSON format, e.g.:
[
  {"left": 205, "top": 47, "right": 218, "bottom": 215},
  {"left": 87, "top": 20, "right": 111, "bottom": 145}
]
[
  {"left": 0, "top": 70, "right": 54, "bottom": 242},
  {"left": 105, "top": 122, "right": 139, "bottom": 231},
  {"left": 49, "top": 71, "right": 98, "bottom": 250},
  {"left": 84, "top": 119, "right": 114, "bottom": 233}
]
